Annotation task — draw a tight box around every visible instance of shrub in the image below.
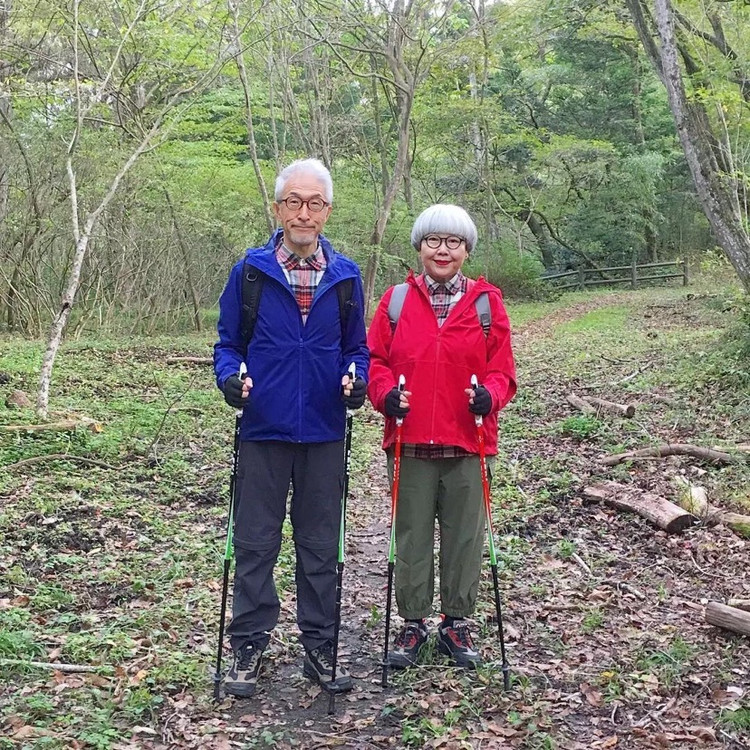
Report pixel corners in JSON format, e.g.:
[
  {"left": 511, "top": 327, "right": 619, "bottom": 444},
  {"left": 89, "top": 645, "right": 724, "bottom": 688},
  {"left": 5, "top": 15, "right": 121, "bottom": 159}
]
[{"left": 466, "top": 243, "right": 549, "bottom": 299}]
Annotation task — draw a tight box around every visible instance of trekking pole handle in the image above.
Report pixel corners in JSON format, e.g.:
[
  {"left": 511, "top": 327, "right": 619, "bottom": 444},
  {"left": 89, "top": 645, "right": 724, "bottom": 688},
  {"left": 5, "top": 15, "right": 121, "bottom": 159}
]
[
  {"left": 396, "top": 374, "right": 406, "bottom": 427},
  {"left": 345, "top": 362, "right": 357, "bottom": 417},
  {"left": 470, "top": 374, "right": 482, "bottom": 427},
  {"left": 236, "top": 362, "right": 247, "bottom": 418}
]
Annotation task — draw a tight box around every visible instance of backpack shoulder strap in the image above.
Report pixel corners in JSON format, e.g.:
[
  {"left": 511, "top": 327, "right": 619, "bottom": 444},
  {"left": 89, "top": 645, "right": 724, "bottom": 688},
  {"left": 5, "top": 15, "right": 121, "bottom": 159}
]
[
  {"left": 336, "top": 278, "right": 355, "bottom": 341},
  {"left": 474, "top": 292, "right": 491, "bottom": 337},
  {"left": 387, "top": 283, "right": 410, "bottom": 332},
  {"left": 240, "top": 261, "right": 264, "bottom": 350}
]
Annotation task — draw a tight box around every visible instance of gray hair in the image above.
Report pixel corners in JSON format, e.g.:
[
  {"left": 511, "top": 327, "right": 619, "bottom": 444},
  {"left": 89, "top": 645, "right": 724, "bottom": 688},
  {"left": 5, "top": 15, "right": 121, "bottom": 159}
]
[
  {"left": 410, "top": 204, "right": 478, "bottom": 253},
  {"left": 275, "top": 158, "right": 333, "bottom": 203}
]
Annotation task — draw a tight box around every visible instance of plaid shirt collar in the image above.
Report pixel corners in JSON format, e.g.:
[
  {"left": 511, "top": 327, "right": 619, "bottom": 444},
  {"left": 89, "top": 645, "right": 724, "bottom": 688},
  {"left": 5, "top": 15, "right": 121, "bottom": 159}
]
[
  {"left": 424, "top": 272, "right": 466, "bottom": 296},
  {"left": 277, "top": 241, "right": 326, "bottom": 271}
]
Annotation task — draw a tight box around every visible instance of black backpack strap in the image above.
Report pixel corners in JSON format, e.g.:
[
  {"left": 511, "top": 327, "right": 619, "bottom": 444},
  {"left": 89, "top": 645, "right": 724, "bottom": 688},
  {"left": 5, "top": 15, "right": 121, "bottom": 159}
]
[
  {"left": 336, "top": 278, "right": 355, "bottom": 342},
  {"left": 474, "top": 292, "right": 491, "bottom": 337},
  {"left": 240, "top": 261, "right": 264, "bottom": 350},
  {"left": 387, "top": 283, "right": 410, "bottom": 332}
]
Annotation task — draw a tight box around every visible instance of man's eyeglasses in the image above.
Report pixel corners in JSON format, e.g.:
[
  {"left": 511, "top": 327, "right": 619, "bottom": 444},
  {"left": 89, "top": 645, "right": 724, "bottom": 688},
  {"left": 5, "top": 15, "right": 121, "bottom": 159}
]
[
  {"left": 279, "top": 196, "right": 329, "bottom": 213},
  {"left": 422, "top": 235, "right": 465, "bottom": 250}
]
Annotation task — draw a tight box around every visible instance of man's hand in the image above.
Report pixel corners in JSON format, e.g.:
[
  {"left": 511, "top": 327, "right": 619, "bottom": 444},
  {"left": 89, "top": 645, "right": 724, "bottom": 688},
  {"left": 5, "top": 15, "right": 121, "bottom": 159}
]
[
  {"left": 342, "top": 375, "right": 366, "bottom": 410},
  {"left": 385, "top": 387, "right": 411, "bottom": 418},
  {"left": 465, "top": 384, "right": 492, "bottom": 416},
  {"left": 223, "top": 372, "right": 252, "bottom": 409}
]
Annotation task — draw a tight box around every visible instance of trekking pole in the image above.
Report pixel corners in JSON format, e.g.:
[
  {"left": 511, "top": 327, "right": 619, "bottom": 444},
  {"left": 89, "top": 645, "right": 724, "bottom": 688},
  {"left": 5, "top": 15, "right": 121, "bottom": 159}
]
[
  {"left": 329, "top": 362, "right": 356, "bottom": 714},
  {"left": 471, "top": 374, "right": 511, "bottom": 691},
  {"left": 382, "top": 374, "right": 406, "bottom": 688},
  {"left": 213, "top": 363, "right": 246, "bottom": 702}
]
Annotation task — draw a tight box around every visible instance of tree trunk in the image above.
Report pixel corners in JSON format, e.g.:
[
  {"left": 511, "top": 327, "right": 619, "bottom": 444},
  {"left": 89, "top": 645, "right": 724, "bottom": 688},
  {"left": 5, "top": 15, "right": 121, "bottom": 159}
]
[
  {"left": 628, "top": 0, "right": 750, "bottom": 292},
  {"left": 231, "top": 1, "right": 273, "bottom": 234}
]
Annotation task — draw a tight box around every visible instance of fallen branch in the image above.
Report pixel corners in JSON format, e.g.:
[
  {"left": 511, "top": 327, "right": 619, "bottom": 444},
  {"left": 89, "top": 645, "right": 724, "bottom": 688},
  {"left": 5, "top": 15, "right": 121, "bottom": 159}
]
[
  {"left": 583, "top": 396, "right": 636, "bottom": 418},
  {"left": 601, "top": 443, "right": 737, "bottom": 467},
  {"left": 1, "top": 418, "right": 100, "bottom": 434},
  {"left": 165, "top": 356, "right": 212, "bottom": 365},
  {"left": 3, "top": 453, "right": 117, "bottom": 471},
  {"left": 583, "top": 481, "right": 694, "bottom": 534},
  {"left": 705, "top": 602, "right": 750, "bottom": 637},
  {"left": 728, "top": 599, "right": 750, "bottom": 612},
  {"left": 0, "top": 658, "right": 109, "bottom": 673}
]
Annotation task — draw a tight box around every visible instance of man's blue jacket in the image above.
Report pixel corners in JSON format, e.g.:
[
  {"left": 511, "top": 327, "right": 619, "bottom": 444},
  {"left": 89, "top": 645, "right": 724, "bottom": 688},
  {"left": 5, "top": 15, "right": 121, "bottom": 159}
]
[{"left": 214, "top": 229, "right": 370, "bottom": 443}]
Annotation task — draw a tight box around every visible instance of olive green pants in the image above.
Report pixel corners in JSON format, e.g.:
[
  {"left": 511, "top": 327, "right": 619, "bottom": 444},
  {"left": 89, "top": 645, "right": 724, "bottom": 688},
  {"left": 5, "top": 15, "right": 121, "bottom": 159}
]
[{"left": 386, "top": 453, "right": 492, "bottom": 620}]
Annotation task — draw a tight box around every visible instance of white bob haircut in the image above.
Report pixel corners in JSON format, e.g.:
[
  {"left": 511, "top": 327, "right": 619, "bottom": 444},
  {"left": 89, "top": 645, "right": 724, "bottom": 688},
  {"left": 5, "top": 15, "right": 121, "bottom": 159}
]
[
  {"left": 275, "top": 158, "right": 333, "bottom": 204},
  {"left": 410, "top": 204, "right": 478, "bottom": 253}
]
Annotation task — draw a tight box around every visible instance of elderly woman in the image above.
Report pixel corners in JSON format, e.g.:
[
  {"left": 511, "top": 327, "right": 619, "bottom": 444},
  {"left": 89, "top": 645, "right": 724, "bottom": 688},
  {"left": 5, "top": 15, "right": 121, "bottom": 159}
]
[{"left": 367, "top": 204, "right": 516, "bottom": 669}]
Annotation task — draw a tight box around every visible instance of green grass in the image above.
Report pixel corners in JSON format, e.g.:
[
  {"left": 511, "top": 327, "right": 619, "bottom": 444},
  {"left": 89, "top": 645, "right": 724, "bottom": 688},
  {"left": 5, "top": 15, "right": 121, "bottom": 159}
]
[{"left": 1, "top": 281, "right": 748, "bottom": 747}]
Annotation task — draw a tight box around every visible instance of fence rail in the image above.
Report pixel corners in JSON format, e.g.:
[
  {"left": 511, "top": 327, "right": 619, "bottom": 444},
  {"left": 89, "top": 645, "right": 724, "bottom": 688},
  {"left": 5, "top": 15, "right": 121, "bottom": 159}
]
[{"left": 542, "top": 258, "right": 688, "bottom": 291}]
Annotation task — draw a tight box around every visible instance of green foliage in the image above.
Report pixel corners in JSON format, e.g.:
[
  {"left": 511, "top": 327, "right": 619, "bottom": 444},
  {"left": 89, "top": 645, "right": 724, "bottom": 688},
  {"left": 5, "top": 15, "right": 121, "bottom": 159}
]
[
  {"left": 468, "top": 244, "right": 548, "bottom": 299},
  {"left": 556, "top": 415, "right": 603, "bottom": 440}
]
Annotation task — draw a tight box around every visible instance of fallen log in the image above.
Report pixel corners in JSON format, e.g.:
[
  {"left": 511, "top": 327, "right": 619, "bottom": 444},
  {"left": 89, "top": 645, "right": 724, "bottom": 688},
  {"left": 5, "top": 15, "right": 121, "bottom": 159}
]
[
  {"left": 705, "top": 602, "right": 750, "bottom": 637},
  {"left": 707, "top": 509, "right": 750, "bottom": 539},
  {"left": 583, "top": 481, "right": 694, "bottom": 534},
  {"left": 566, "top": 392, "right": 595, "bottom": 414},
  {"left": 582, "top": 396, "right": 636, "bottom": 418},
  {"left": 601, "top": 443, "right": 737, "bottom": 467},
  {"left": 165, "top": 356, "right": 212, "bottom": 365}
]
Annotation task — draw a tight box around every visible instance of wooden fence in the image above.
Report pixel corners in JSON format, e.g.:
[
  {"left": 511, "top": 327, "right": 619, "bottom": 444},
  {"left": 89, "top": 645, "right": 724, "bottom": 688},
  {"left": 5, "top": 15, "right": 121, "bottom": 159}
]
[{"left": 542, "top": 258, "right": 689, "bottom": 291}]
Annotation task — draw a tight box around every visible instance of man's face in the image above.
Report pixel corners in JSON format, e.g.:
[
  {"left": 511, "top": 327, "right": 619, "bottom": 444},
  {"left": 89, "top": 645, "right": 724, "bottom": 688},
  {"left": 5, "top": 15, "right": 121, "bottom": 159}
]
[{"left": 273, "top": 172, "right": 332, "bottom": 256}]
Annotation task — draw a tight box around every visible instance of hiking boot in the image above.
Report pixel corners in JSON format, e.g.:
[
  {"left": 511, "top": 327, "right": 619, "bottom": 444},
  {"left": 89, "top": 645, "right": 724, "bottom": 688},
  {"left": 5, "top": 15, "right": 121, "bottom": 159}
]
[
  {"left": 437, "top": 619, "right": 482, "bottom": 669},
  {"left": 387, "top": 621, "right": 428, "bottom": 669},
  {"left": 303, "top": 640, "right": 353, "bottom": 693},
  {"left": 224, "top": 642, "right": 263, "bottom": 697}
]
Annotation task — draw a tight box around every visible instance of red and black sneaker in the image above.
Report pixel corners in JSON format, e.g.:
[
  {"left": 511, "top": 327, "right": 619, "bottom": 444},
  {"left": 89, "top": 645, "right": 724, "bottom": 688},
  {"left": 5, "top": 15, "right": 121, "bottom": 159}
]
[
  {"left": 387, "top": 620, "right": 429, "bottom": 669},
  {"left": 437, "top": 619, "right": 482, "bottom": 669}
]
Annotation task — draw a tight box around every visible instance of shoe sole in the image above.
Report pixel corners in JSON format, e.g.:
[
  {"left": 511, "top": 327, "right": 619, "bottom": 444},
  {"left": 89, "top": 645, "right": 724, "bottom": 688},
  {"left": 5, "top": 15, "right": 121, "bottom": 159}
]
[
  {"left": 223, "top": 682, "right": 257, "bottom": 698},
  {"left": 437, "top": 639, "right": 482, "bottom": 669},
  {"left": 303, "top": 661, "right": 353, "bottom": 692},
  {"left": 387, "top": 640, "right": 426, "bottom": 669}
]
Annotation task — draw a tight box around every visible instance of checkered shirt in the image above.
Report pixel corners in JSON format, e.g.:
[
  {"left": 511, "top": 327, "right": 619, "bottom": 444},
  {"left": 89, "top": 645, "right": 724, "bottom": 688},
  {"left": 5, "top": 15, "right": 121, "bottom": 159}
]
[
  {"left": 276, "top": 241, "right": 327, "bottom": 322},
  {"left": 401, "top": 271, "right": 472, "bottom": 459}
]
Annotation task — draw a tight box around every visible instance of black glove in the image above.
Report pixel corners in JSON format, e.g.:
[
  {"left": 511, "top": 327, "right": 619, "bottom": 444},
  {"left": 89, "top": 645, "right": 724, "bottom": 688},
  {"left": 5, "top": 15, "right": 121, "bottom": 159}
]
[
  {"left": 469, "top": 384, "right": 492, "bottom": 416},
  {"left": 342, "top": 376, "right": 366, "bottom": 410},
  {"left": 222, "top": 373, "right": 248, "bottom": 409},
  {"left": 385, "top": 387, "right": 409, "bottom": 418}
]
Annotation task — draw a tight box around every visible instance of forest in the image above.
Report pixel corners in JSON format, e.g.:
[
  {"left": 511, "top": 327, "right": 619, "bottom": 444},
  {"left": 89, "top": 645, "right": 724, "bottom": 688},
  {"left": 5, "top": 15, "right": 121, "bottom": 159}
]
[{"left": 1, "top": 1, "right": 750, "bottom": 749}]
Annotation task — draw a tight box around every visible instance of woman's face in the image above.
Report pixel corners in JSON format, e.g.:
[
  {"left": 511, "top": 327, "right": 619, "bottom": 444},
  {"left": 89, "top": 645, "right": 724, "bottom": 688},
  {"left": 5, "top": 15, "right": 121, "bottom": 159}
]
[{"left": 419, "top": 234, "right": 469, "bottom": 283}]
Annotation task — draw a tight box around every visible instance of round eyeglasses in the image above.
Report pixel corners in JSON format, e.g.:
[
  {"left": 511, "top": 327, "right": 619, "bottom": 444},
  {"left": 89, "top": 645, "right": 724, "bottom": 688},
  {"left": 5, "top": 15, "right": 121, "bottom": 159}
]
[
  {"left": 279, "top": 196, "right": 329, "bottom": 213},
  {"left": 422, "top": 235, "right": 465, "bottom": 250}
]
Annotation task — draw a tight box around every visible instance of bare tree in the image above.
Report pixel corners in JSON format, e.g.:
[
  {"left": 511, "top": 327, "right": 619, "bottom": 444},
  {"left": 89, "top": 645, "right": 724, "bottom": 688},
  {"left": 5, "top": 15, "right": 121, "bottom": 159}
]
[{"left": 36, "top": 0, "right": 235, "bottom": 418}]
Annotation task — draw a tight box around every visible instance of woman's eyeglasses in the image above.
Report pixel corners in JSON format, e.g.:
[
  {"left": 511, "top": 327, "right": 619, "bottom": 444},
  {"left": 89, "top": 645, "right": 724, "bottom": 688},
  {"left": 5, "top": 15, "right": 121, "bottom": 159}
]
[{"left": 422, "top": 235, "right": 465, "bottom": 250}]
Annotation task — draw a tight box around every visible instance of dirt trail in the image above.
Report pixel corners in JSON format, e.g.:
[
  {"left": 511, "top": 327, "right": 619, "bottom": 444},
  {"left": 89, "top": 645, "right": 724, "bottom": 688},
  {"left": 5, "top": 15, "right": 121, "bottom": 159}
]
[{"left": 178, "top": 291, "right": 749, "bottom": 750}]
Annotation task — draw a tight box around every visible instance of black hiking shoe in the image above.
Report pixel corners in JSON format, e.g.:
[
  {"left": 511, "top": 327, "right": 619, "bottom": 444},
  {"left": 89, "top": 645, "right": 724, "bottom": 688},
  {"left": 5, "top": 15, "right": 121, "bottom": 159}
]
[
  {"left": 224, "top": 642, "right": 263, "bottom": 697},
  {"left": 387, "top": 621, "right": 428, "bottom": 669},
  {"left": 303, "top": 640, "right": 353, "bottom": 693},
  {"left": 437, "top": 619, "right": 482, "bottom": 669}
]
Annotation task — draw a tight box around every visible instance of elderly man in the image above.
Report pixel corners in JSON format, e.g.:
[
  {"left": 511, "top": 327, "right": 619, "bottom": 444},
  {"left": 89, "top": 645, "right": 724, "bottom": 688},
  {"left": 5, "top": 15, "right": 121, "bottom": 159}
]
[{"left": 214, "top": 158, "right": 369, "bottom": 697}]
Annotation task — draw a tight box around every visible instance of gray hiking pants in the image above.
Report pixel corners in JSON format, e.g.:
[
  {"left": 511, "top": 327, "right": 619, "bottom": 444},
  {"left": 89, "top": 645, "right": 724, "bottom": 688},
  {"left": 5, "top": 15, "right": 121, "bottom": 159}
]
[{"left": 227, "top": 440, "right": 344, "bottom": 653}]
